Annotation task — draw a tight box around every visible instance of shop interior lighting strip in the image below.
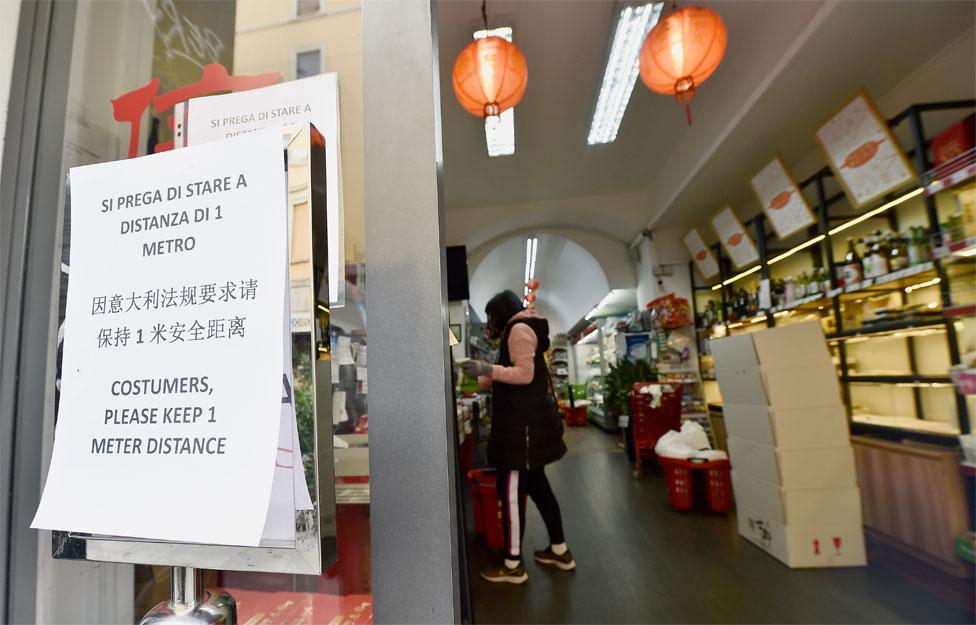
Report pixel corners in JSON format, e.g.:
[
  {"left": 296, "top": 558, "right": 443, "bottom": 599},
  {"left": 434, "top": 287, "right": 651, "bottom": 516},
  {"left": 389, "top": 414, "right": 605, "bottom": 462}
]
[
  {"left": 710, "top": 187, "right": 923, "bottom": 292},
  {"left": 474, "top": 27, "right": 516, "bottom": 157},
  {"left": 586, "top": 2, "right": 663, "bottom": 145},
  {"left": 711, "top": 265, "right": 761, "bottom": 290},
  {"left": 828, "top": 187, "right": 924, "bottom": 236},
  {"left": 767, "top": 235, "right": 826, "bottom": 265},
  {"left": 904, "top": 277, "right": 941, "bottom": 293}
]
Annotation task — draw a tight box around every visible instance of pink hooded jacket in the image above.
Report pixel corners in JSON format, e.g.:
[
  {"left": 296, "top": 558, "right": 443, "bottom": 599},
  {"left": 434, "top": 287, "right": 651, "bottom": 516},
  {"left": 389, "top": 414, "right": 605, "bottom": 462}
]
[{"left": 480, "top": 308, "right": 540, "bottom": 389}]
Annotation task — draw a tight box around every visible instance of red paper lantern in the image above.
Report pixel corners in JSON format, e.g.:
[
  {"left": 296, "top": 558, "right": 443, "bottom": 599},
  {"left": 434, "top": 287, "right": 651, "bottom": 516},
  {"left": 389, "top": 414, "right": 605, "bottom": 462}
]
[
  {"left": 526, "top": 279, "right": 540, "bottom": 291},
  {"left": 639, "top": 6, "right": 727, "bottom": 124},
  {"left": 453, "top": 36, "right": 528, "bottom": 118}
]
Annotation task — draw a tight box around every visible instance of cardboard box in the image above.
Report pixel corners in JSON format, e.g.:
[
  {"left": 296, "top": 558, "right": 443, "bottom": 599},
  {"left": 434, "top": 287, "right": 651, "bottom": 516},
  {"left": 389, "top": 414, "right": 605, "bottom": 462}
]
[
  {"left": 727, "top": 437, "right": 857, "bottom": 489},
  {"left": 751, "top": 321, "right": 833, "bottom": 368},
  {"left": 714, "top": 364, "right": 841, "bottom": 409},
  {"left": 711, "top": 320, "right": 832, "bottom": 369},
  {"left": 710, "top": 332, "right": 759, "bottom": 368},
  {"left": 731, "top": 470, "right": 863, "bottom": 526},
  {"left": 722, "top": 403, "right": 850, "bottom": 448},
  {"left": 737, "top": 502, "right": 867, "bottom": 568}
]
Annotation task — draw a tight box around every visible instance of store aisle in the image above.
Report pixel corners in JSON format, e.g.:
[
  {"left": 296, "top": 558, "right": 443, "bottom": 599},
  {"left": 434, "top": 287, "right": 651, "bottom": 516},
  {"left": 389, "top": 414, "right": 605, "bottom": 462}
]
[{"left": 467, "top": 426, "right": 974, "bottom": 624}]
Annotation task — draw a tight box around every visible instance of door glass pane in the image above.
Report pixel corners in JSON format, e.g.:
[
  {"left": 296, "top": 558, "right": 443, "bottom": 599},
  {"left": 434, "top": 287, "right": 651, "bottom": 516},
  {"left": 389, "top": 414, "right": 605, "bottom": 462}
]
[{"left": 54, "top": 1, "right": 369, "bottom": 621}]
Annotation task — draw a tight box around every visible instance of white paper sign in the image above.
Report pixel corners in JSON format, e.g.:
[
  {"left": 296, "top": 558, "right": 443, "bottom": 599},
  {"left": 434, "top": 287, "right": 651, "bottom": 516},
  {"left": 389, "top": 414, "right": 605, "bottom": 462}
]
[
  {"left": 711, "top": 206, "right": 759, "bottom": 269},
  {"left": 751, "top": 158, "right": 815, "bottom": 239},
  {"left": 815, "top": 92, "right": 916, "bottom": 208},
  {"left": 33, "top": 129, "right": 288, "bottom": 547},
  {"left": 682, "top": 228, "right": 719, "bottom": 280},
  {"left": 180, "top": 73, "right": 345, "bottom": 306}
]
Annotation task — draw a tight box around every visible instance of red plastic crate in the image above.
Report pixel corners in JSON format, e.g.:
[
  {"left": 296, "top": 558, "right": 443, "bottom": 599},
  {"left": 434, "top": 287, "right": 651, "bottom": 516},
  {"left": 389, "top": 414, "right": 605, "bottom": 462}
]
[{"left": 658, "top": 456, "right": 732, "bottom": 513}]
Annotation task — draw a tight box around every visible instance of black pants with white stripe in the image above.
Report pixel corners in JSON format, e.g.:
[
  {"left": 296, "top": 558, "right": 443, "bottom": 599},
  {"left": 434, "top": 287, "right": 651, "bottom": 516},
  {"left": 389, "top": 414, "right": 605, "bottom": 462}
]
[{"left": 496, "top": 466, "right": 565, "bottom": 560}]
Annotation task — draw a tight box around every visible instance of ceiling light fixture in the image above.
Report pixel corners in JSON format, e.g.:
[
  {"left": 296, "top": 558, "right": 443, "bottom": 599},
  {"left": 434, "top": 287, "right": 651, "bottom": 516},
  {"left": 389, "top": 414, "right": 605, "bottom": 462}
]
[
  {"left": 474, "top": 26, "right": 517, "bottom": 157},
  {"left": 523, "top": 236, "right": 538, "bottom": 301},
  {"left": 485, "top": 109, "right": 515, "bottom": 157},
  {"left": 587, "top": 2, "right": 663, "bottom": 145}
]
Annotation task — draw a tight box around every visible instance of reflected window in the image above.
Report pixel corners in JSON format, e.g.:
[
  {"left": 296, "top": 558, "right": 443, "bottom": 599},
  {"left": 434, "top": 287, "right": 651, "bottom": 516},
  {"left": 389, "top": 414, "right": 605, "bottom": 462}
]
[
  {"left": 296, "top": 49, "right": 322, "bottom": 79},
  {"left": 296, "top": 0, "right": 320, "bottom": 17}
]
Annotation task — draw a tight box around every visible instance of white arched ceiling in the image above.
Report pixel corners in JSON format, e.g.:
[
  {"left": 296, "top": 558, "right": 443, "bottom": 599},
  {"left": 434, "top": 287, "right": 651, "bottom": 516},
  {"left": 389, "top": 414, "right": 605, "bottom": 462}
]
[
  {"left": 469, "top": 225, "right": 635, "bottom": 292},
  {"left": 470, "top": 234, "right": 609, "bottom": 334}
]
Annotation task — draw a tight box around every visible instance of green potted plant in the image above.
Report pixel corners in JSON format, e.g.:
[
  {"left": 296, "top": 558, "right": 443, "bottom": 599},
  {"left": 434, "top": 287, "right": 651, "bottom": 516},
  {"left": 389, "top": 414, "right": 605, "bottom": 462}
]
[{"left": 604, "top": 359, "right": 656, "bottom": 419}]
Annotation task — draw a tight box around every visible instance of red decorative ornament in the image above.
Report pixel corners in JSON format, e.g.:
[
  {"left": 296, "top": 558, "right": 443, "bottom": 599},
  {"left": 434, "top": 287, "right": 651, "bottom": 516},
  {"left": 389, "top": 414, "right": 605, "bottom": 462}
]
[
  {"left": 526, "top": 279, "right": 540, "bottom": 290},
  {"left": 639, "top": 6, "right": 727, "bottom": 125},
  {"left": 452, "top": 36, "right": 528, "bottom": 118}
]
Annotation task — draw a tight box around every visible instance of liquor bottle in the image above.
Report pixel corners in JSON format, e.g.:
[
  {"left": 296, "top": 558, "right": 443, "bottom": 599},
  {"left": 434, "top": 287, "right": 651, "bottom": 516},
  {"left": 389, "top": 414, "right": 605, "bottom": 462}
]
[
  {"left": 841, "top": 237, "right": 863, "bottom": 286},
  {"left": 870, "top": 230, "right": 889, "bottom": 277},
  {"left": 909, "top": 227, "right": 930, "bottom": 265},
  {"left": 888, "top": 232, "right": 909, "bottom": 271},
  {"left": 819, "top": 267, "right": 831, "bottom": 293}
]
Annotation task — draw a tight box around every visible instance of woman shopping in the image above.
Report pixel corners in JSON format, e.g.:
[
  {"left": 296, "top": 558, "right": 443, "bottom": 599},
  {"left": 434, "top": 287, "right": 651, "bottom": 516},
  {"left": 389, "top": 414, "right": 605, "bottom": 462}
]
[{"left": 461, "top": 290, "right": 574, "bottom": 584}]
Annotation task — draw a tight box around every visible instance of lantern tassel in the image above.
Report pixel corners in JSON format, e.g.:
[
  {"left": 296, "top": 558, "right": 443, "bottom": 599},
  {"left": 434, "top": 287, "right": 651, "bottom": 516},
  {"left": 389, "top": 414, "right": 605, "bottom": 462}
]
[{"left": 686, "top": 103, "right": 692, "bottom": 126}]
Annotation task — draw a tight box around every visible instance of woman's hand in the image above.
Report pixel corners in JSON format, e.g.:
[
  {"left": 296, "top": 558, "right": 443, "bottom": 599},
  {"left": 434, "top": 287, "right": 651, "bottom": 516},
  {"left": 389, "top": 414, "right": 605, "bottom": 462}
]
[{"left": 461, "top": 360, "right": 493, "bottom": 378}]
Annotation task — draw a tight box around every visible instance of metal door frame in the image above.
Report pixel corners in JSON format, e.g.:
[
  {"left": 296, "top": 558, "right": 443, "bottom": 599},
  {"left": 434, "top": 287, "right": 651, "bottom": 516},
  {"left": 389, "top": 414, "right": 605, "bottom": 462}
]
[{"left": 1, "top": 0, "right": 462, "bottom": 622}]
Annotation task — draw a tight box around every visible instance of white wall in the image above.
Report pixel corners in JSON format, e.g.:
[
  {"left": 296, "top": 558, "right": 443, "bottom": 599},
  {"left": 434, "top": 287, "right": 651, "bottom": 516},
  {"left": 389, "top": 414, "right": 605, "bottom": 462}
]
[
  {"left": 635, "top": 228, "right": 694, "bottom": 310},
  {"left": 0, "top": 0, "right": 21, "bottom": 179}
]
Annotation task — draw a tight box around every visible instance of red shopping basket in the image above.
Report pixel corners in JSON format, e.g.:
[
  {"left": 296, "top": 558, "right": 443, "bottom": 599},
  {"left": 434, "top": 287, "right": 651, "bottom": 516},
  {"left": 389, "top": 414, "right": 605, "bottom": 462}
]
[
  {"left": 466, "top": 469, "right": 526, "bottom": 550},
  {"left": 630, "top": 382, "right": 683, "bottom": 474},
  {"left": 658, "top": 456, "right": 732, "bottom": 513},
  {"left": 562, "top": 405, "right": 587, "bottom": 426}
]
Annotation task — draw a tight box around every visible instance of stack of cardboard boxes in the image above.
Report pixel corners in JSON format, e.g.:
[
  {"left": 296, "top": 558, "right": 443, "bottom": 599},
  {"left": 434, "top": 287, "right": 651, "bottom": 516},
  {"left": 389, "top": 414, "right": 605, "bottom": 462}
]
[{"left": 712, "top": 320, "right": 866, "bottom": 568}]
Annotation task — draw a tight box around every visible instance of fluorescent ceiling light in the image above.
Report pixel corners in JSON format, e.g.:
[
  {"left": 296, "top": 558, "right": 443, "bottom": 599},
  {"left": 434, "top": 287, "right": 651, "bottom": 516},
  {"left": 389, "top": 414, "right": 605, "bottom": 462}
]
[
  {"left": 473, "top": 25, "right": 512, "bottom": 41},
  {"left": 485, "top": 109, "right": 515, "bottom": 157},
  {"left": 523, "top": 236, "right": 538, "bottom": 300},
  {"left": 587, "top": 2, "right": 663, "bottom": 145},
  {"left": 474, "top": 26, "right": 517, "bottom": 157},
  {"left": 529, "top": 237, "right": 538, "bottom": 280}
]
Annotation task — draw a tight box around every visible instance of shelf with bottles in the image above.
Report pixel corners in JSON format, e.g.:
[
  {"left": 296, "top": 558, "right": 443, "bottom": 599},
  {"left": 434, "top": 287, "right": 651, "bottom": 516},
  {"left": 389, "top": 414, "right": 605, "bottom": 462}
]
[{"left": 685, "top": 99, "right": 976, "bottom": 441}]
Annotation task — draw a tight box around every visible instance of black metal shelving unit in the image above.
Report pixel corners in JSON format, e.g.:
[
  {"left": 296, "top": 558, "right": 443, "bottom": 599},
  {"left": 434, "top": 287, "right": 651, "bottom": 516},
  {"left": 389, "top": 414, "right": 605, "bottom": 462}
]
[{"left": 689, "top": 98, "right": 976, "bottom": 446}]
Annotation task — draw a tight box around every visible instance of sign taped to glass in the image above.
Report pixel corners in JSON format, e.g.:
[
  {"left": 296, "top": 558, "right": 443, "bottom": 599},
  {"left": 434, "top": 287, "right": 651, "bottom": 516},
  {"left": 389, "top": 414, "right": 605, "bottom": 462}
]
[{"left": 35, "top": 125, "right": 337, "bottom": 574}]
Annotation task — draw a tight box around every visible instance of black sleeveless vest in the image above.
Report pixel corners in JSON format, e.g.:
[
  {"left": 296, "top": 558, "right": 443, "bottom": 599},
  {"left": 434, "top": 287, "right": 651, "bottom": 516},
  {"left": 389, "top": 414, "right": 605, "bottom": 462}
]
[{"left": 488, "top": 316, "right": 567, "bottom": 470}]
